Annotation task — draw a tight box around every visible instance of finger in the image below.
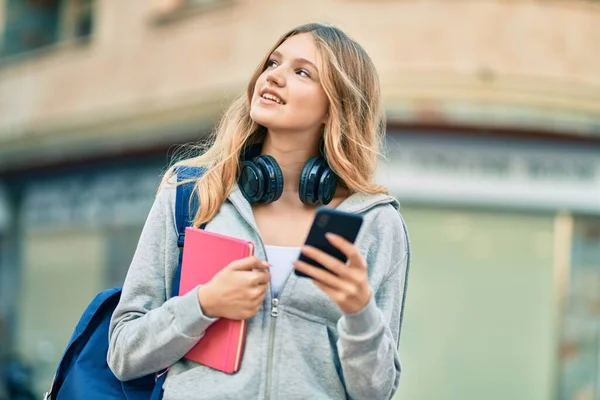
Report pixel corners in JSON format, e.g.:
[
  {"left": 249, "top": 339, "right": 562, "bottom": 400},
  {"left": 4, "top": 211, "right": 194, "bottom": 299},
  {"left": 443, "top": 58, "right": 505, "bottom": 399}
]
[
  {"left": 236, "top": 270, "right": 270, "bottom": 286},
  {"left": 293, "top": 260, "right": 344, "bottom": 289},
  {"left": 312, "top": 278, "right": 338, "bottom": 298},
  {"left": 300, "top": 246, "right": 348, "bottom": 277},
  {"left": 250, "top": 287, "right": 267, "bottom": 301},
  {"left": 325, "top": 234, "right": 366, "bottom": 270},
  {"left": 252, "top": 297, "right": 264, "bottom": 313},
  {"left": 230, "top": 257, "right": 270, "bottom": 271},
  {"left": 252, "top": 271, "right": 271, "bottom": 286}
]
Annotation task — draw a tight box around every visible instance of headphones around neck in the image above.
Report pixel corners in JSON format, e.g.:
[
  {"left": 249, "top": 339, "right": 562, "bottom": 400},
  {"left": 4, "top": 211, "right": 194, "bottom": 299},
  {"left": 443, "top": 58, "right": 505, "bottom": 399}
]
[{"left": 238, "top": 143, "right": 338, "bottom": 205}]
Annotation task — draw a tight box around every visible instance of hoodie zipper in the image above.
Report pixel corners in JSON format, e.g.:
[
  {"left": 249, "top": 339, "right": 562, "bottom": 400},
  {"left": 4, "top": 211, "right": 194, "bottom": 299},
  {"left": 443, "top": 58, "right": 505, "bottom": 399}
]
[
  {"left": 265, "top": 297, "right": 278, "bottom": 400},
  {"left": 265, "top": 264, "right": 297, "bottom": 400},
  {"left": 227, "top": 200, "right": 281, "bottom": 400},
  {"left": 254, "top": 237, "right": 282, "bottom": 400}
]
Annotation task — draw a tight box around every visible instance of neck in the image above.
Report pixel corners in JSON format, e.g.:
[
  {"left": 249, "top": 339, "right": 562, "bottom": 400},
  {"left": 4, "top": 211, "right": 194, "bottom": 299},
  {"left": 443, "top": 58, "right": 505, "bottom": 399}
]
[{"left": 261, "top": 131, "right": 321, "bottom": 196}]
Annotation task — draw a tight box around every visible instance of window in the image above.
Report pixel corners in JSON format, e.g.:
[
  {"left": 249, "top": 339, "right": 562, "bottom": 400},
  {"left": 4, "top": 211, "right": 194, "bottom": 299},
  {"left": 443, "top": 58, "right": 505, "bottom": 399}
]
[
  {"left": 1, "top": 0, "right": 94, "bottom": 59},
  {"left": 557, "top": 217, "right": 600, "bottom": 400},
  {"left": 59, "top": 0, "right": 93, "bottom": 42},
  {"left": 151, "top": 0, "right": 231, "bottom": 25}
]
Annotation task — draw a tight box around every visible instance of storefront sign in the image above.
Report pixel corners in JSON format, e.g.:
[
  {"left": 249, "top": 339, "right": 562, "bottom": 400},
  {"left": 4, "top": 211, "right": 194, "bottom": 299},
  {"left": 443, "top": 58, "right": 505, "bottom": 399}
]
[
  {"left": 378, "top": 132, "right": 600, "bottom": 214},
  {"left": 21, "top": 166, "right": 163, "bottom": 228}
]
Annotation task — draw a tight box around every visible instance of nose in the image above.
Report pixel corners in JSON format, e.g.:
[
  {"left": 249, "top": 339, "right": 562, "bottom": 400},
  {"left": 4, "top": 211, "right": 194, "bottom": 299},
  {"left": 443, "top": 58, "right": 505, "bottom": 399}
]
[{"left": 266, "top": 69, "right": 285, "bottom": 87}]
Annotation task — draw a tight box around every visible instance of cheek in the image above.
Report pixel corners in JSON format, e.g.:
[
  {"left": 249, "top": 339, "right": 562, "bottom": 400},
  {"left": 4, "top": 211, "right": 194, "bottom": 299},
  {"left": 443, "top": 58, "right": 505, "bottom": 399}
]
[
  {"left": 317, "top": 91, "right": 329, "bottom": 115},
  {"left": 293, "top": 87, "right": 328, "bottom": 117},
  {"left": 311, "top": 89, "right": 329, "bottom": 120},
  {"left": 253, "top": 74, "right": 266, "bottom": 96}
]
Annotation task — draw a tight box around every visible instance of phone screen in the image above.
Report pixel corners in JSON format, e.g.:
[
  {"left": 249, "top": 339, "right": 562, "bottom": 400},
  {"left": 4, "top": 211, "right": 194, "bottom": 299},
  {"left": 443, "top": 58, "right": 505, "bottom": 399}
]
[{"left": 294, "top": 208, "right": 363, "bottom": 278}]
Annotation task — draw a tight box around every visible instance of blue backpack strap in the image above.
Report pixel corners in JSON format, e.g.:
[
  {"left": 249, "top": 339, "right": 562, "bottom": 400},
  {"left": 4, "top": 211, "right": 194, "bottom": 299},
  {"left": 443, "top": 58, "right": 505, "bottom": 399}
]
[
  {"left": 153, "top": 166, "right": 207, "bottom": 399},
  {"left": 174, "top": 166, "right": 206, "bottom": 247},
  {"left": 171, "top": 165, "right": 207, "bottom": 298}
]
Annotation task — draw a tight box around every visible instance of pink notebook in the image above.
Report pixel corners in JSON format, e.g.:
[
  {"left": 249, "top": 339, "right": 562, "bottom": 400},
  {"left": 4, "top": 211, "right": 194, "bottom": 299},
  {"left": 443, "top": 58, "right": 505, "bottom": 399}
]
[{"left": 178, "top": 227, "right": 254, "bottom": 374}]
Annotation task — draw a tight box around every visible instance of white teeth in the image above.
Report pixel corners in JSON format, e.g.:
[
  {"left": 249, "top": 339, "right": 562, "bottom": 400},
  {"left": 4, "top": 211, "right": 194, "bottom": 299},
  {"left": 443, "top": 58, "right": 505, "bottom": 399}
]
[{"left": 262, "top": 93, "right": 282, "bottom": 104}]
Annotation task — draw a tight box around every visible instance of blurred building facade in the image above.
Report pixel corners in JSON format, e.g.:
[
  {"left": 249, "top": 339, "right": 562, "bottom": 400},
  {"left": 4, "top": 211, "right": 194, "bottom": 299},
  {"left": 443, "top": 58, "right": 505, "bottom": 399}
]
[{"left": 0, "top": 0, "right": 599, "bottom": 399}]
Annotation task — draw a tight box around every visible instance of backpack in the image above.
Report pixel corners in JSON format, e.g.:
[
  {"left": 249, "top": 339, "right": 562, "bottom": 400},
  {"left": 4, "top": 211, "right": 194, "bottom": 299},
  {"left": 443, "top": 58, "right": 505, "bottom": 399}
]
[{"left": 44, "top": 166, "right": 205, "bottom": 400}]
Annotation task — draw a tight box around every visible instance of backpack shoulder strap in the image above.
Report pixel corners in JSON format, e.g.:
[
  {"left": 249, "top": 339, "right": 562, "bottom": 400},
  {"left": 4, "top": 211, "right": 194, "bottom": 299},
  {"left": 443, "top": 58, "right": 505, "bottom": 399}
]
[
  {"left": 172, "top": 165, "right": 207, "bottom": 298},
  {"left": 152, "top": 166, "right": 208, "bottom": 398}
]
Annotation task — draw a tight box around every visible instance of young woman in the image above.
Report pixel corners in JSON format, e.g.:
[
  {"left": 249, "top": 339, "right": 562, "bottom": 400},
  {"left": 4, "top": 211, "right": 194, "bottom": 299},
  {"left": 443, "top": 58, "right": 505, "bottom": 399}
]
[{"left": 108, "top": 23, "right": 410, "bottom": 400}]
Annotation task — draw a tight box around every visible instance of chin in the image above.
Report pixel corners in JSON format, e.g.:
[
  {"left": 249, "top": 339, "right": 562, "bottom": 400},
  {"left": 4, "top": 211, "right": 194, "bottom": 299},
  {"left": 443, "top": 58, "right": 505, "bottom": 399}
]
[{"left": 250, "top": 107, "right": 276, "bottom": 130}]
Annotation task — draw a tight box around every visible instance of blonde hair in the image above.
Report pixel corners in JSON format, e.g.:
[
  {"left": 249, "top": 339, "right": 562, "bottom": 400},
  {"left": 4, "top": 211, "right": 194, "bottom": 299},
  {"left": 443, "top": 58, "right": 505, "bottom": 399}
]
[{"left": 161, "top": 23, "right": 387, "bottom": 227}]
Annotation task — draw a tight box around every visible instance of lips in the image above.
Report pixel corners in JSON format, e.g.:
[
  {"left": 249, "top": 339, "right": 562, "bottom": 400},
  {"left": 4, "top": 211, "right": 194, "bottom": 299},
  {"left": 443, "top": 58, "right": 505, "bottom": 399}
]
[{"left": 259, "top": 88, "right": 285, "bottom": 105}]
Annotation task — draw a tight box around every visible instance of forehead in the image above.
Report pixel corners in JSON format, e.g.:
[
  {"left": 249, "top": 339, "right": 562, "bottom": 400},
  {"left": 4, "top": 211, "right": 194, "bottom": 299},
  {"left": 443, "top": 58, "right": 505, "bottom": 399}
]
[{"left": 273, "top": 33, "right": 319, "bottom": 64}]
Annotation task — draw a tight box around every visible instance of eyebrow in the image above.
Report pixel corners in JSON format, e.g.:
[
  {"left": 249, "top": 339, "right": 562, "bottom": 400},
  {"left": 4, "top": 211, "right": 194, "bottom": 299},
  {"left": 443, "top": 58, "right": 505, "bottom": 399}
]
[{"left": 271, "top": 50, "right": 319, "bottom": 72}]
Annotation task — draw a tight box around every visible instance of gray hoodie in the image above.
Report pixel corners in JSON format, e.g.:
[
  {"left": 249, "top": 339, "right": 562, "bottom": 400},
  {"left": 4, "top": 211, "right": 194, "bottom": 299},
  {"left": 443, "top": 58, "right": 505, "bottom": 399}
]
[{"left": 108, "top": 176, "right": 409, "bottom": 400}]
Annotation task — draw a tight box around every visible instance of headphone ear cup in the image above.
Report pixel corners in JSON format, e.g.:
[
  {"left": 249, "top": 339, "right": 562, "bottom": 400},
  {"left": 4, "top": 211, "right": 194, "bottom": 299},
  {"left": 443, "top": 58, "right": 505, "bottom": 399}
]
[
  {"left": 299, "top": 157, "right": 322, "bottom": 205},
  {"left": 238, "top": 159, "right": 265, "bottom": 203},
  {"left": 255, "top": 155, "right": 284, "bottom": 203},
  {"left": 317, "top": 166, "right": 337, "bottom": 205}
]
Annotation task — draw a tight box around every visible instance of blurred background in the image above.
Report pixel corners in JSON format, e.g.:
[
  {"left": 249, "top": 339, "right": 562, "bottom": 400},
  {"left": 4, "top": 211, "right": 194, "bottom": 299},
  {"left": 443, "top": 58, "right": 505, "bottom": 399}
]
[{"left": 0, "top": 0, "right": 599, "bottom": 399}]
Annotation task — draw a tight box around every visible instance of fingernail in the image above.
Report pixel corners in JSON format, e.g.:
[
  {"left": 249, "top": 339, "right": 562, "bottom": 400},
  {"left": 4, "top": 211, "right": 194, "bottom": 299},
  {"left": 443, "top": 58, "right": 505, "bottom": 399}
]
[{"left": 262, "top": 261, "right": 270, "bottom": 267}]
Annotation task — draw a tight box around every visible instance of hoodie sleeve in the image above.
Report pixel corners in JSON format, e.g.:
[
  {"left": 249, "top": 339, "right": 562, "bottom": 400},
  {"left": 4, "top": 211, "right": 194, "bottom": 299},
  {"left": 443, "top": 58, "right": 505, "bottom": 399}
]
[
  {"left": 336, "top": 209, "right": 409, "bottom": 400},
  {"left": 107, "top": 180, "right": 217, "bottom": 381}
]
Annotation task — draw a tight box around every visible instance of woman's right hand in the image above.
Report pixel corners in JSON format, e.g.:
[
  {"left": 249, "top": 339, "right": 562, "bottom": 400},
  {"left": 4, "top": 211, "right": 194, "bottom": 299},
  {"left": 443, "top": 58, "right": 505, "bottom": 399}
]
[{"left": 196, "top": 257, "right": 271, "bottom": 320}]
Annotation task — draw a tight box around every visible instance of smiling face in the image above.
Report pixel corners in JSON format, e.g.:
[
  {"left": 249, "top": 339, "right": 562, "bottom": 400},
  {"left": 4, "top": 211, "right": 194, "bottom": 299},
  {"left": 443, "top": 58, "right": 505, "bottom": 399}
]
[{"left": 250, "top": 33, "right": 329, "bottom": 137}]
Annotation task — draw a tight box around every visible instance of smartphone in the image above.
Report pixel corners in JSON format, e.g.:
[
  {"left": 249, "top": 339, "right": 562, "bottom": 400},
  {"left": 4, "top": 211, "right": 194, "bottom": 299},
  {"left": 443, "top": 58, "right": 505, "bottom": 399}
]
[{"left": 294, "top": 207, "right": 364, "bottom": 278}]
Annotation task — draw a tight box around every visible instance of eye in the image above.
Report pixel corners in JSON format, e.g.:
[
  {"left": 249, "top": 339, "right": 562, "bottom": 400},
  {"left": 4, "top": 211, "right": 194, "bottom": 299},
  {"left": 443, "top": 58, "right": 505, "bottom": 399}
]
[
  {"left": 266, "top": 59, "right": 278, "bottom": 68},
  {"left": 297, "top": 69, "right": 310, "bottom": 78}
]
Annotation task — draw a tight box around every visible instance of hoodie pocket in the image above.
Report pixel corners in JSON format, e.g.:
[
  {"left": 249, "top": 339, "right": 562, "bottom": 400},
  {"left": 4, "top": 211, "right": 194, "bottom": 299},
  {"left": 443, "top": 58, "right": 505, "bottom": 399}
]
[{"left": 272, "top": 307, "right": 346, "bottom": 400}]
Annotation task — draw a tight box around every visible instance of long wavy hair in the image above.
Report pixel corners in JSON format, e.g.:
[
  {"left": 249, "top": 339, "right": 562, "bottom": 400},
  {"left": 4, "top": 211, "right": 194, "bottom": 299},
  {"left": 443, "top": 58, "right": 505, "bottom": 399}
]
[{"left": 161, "top": 23, "right": 388, "bottom": 227}]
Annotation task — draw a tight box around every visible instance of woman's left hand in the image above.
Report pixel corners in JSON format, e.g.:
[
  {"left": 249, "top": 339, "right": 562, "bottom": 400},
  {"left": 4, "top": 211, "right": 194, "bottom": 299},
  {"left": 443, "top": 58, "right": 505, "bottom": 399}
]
[{"left": 293, "top": 233, "right": 371, "bottom": 314}]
